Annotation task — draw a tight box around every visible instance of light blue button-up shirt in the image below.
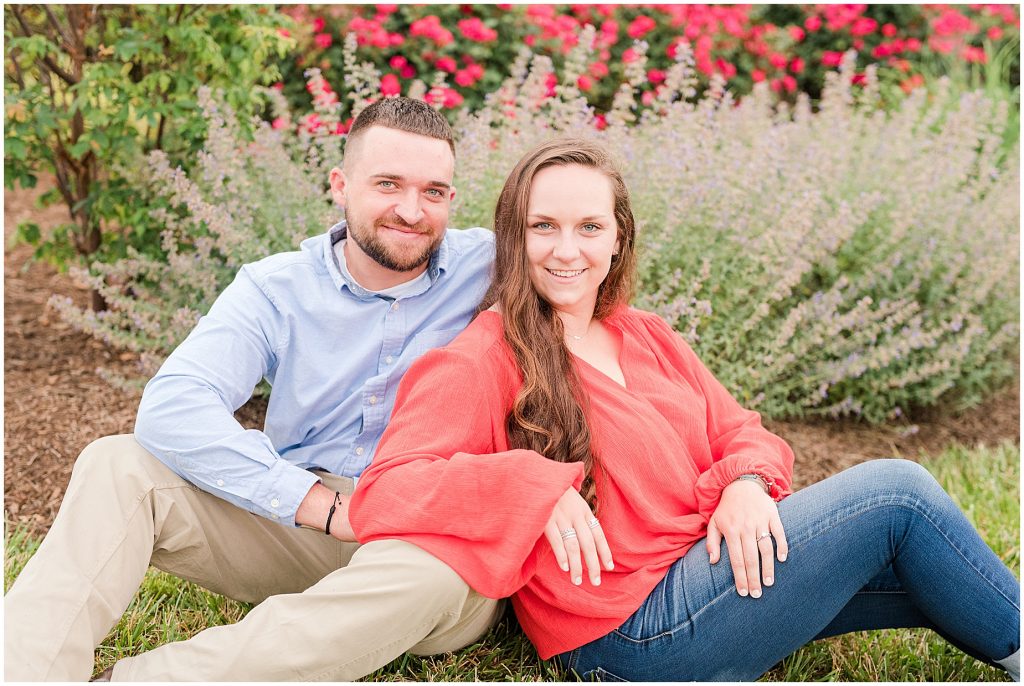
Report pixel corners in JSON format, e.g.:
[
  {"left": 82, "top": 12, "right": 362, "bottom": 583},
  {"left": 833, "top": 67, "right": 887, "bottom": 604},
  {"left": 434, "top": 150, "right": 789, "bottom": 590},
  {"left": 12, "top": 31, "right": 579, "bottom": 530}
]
[{"left": 134, "top": 221, "right": 495, "bottom": 526}]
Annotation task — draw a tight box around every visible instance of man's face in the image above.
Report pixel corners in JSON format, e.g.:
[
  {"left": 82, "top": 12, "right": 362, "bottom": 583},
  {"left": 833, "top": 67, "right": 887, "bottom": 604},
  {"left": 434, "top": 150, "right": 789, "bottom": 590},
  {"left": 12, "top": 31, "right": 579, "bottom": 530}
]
[{"left": 330, "top": 126, "right": 455, "bottom": 275}]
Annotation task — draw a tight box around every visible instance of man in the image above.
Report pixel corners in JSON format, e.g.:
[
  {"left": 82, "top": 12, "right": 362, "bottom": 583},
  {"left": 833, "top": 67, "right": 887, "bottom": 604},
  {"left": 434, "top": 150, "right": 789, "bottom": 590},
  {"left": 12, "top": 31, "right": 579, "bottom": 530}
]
[{"left": 5, "top": 97, "right": 502, "bottom": 681}]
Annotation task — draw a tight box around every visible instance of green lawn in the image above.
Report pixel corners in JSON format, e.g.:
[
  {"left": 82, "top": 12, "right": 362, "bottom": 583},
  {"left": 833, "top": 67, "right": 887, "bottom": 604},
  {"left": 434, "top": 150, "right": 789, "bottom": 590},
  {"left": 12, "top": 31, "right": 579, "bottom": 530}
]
[{"left": 5, "top": 442, "right": 1019, "bottom": 681}]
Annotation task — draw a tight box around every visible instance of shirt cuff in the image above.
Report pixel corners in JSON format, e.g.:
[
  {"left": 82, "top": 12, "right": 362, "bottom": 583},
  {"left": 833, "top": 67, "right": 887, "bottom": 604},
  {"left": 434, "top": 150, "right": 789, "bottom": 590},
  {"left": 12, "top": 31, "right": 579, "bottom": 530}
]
[{"left": 252, "top": 461, "right": 322, "bottom": 526}]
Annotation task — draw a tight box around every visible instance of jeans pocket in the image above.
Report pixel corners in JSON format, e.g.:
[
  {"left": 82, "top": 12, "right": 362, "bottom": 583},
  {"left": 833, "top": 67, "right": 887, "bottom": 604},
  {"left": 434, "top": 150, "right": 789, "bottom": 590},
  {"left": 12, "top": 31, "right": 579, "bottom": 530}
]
[{"left": 580, "top": 667, "right": 629, "bottom": 682}]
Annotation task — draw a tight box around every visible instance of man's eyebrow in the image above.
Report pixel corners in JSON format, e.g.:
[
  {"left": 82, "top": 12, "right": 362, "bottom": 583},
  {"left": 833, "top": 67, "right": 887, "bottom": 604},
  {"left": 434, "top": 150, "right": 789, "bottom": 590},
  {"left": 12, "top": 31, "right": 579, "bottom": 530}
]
[{"left": 369, "top": 173, "right": 451, "bottom": 190}]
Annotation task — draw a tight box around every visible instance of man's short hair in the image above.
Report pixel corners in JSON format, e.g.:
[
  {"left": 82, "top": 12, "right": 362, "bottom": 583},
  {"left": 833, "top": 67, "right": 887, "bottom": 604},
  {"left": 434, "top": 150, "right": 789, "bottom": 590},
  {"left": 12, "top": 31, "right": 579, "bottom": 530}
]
[{"left": 345, "top": 97, "right": 456, "bottom": 162}]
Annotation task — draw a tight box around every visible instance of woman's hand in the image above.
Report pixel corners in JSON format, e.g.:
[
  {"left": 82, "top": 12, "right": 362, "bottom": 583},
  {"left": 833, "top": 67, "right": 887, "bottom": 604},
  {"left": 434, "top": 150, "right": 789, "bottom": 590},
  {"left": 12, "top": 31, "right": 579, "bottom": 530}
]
[
  {"left": 543, "top": 487, "right": 614, "bottom": 586},
  {"left": 706, "top": 479, "right": 788, "bottom": 598}
]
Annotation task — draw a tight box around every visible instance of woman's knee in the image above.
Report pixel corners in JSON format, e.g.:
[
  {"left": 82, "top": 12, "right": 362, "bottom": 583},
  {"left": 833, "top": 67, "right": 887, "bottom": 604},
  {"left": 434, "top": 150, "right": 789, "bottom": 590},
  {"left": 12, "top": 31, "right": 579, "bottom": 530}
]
[{"left": 845, "top": 458, "right": 946, "bottom": 506}]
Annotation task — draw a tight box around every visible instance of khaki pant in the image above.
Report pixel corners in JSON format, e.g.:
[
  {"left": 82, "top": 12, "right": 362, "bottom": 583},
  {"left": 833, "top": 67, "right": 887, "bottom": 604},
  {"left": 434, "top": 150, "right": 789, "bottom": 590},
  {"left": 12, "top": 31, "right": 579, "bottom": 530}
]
[{"left": 4, "top": 435, "right": 502, "bottom": 681}]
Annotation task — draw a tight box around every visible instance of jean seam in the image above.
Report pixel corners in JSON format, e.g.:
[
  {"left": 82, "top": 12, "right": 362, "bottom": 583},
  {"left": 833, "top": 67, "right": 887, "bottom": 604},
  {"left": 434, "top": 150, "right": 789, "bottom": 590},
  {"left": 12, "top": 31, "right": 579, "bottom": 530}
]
[{"left": 612, "top": 494, "right": 1016, "bottom": 646}]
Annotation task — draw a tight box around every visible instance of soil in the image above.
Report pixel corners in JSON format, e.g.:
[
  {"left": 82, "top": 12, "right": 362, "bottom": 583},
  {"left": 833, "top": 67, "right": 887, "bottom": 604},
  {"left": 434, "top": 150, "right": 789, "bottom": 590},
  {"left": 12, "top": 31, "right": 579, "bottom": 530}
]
[{"left": 4, "top": 178, "right": 1020, "bottom": 537}]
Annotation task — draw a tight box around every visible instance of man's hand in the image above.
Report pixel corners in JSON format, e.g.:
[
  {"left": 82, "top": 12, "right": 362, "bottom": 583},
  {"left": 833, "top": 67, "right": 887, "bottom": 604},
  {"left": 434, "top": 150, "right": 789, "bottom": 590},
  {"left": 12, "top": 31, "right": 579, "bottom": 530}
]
[
  {"left": 542, "top": 487, "right": 614, "bottom": 587},
  {"left": 296, "top": 482, "right": 357, "bottom": 542},
  {"left": 706, "top": 479, "right": 788, "bottom": 599}
]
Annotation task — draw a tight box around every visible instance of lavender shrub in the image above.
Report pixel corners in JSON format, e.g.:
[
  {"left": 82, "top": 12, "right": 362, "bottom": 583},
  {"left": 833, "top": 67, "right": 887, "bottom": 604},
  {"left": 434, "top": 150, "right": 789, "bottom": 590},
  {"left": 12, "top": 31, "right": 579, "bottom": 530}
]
[{"left": 53, "top": 41, "right": 1019, "bottom": 422}]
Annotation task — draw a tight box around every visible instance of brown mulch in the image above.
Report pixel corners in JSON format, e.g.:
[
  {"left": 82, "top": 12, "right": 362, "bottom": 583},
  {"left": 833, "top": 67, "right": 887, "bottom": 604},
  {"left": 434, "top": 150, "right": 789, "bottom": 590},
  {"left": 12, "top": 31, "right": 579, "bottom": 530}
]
[{"left": 4, "top": 179, "right": 1020, "bottom": 537}]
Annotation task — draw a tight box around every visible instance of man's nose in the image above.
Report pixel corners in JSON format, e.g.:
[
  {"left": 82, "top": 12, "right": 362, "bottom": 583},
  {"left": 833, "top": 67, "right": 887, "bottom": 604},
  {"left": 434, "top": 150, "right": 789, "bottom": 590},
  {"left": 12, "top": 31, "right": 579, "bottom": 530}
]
[{"left": 394, "top": 192, "right": 425, "bottom": 225}]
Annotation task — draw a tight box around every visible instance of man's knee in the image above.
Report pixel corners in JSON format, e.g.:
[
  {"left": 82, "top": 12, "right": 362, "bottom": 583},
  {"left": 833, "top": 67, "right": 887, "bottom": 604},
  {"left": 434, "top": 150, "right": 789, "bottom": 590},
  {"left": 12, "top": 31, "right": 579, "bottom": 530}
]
[
  {"left": 356, "top": 539, "right": 471, "bottom": 602},
  {"left": 71, "top": 434, "right": 174, "bottom": 493}
]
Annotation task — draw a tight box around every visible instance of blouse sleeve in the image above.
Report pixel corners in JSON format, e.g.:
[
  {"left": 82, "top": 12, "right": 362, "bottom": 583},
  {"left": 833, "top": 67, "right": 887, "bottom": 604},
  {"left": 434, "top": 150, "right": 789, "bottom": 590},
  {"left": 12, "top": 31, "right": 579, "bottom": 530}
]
[
  {"left": 349, "top": 343, "right": 585, "bottom": 599},
  {"left": 641, "top": 312, "right": 794, "bottom": 518}
]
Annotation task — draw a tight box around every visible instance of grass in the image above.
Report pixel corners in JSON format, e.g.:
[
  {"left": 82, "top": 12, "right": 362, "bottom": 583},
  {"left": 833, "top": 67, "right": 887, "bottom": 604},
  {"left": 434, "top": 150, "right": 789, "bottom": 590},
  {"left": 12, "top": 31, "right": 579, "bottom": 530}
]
[{"left": 5, "top": 442, "right": 1019, "bottom": 681}]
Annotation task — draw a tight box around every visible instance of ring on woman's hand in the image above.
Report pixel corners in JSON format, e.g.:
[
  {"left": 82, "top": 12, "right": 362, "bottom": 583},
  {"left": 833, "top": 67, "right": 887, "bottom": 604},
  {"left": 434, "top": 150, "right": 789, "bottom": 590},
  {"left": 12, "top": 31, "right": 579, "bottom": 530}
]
[
  {"left": 560, "top": 527, "right": 578, "bottom": 540},
  {"left": 756, "top": 531, "right": 771, "bottom": 542},
  {"left": 587, "top": 517, "right": 601, "bottom": 529}
]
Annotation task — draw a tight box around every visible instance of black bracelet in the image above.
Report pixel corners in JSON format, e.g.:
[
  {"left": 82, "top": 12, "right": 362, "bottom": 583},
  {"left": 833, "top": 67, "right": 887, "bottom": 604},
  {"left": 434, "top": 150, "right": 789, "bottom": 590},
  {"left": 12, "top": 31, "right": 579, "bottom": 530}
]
[{"left": 324, "top": 490, "right": 342, "bottom": 536}]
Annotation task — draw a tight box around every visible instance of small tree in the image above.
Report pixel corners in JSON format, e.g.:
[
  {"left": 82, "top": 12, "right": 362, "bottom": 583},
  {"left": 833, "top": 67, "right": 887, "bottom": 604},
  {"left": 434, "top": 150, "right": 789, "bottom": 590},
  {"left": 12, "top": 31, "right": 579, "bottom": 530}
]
[{"left": 4, "top": 4, "right": 294, "bottom": 309}]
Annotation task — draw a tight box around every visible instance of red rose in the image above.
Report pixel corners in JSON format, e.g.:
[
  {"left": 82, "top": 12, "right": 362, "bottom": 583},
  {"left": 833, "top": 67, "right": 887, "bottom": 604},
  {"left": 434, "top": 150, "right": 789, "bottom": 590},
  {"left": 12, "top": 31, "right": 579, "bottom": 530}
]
[
  {"left": 380, "top": 74, "right": 401, "bottom": 96},
  {"left": 804, "top": 16, "right": 822, "bottom": 32}
]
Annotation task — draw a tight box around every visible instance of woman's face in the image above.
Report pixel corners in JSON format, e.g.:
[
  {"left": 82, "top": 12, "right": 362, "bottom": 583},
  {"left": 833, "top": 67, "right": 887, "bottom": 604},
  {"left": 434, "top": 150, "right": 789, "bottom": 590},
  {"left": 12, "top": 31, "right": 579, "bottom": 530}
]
[{"left": 524, "top": 164, "right": 620, "bottom": 319}]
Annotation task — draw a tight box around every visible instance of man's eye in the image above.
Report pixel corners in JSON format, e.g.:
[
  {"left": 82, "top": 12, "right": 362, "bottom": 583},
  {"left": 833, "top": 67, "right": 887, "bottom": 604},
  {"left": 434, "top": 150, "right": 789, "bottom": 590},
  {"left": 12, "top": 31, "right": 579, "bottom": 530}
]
[
  {"left": 379, "top": 181, "right": 395, "bottom": 189},
  {"left": 426, "top": 188, "right": 443, "bottom": 197}
]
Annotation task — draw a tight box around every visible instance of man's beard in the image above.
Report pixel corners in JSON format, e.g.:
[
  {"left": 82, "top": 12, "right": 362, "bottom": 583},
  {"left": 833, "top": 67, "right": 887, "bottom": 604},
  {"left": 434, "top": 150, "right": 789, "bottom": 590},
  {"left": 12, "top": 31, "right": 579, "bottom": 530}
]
[{"left": 345, "top": 211, "right": 441, "bottom": 272}]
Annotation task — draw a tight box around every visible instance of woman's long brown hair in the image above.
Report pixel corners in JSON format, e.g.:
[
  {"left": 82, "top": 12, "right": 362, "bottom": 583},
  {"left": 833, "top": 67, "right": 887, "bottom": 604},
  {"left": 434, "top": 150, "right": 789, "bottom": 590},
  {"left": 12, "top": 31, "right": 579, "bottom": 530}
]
[{"left": 479, "top": 139, "right": 638, "bottom": 508}]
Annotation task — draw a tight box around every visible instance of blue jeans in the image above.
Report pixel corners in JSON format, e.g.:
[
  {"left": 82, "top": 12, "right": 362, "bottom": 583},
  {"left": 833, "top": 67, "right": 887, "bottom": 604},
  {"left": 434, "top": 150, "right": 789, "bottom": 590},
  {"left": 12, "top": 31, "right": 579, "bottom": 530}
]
[{"left": 556, "top": 459, "right": 1020, "bottom": 681}]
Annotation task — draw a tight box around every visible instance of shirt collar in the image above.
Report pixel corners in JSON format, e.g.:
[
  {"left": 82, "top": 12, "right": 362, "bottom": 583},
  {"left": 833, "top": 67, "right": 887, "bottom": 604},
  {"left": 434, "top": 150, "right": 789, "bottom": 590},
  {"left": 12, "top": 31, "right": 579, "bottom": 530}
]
[{"left": 323, "top": 221, "right": 451, "bottom": 300}]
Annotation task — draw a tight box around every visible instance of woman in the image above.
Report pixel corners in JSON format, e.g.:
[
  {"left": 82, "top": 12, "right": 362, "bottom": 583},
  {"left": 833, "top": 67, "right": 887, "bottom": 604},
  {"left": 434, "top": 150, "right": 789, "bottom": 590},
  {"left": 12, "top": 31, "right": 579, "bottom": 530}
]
[{"left": 349, "top": 139, "right": 1020, "bottom": 681}]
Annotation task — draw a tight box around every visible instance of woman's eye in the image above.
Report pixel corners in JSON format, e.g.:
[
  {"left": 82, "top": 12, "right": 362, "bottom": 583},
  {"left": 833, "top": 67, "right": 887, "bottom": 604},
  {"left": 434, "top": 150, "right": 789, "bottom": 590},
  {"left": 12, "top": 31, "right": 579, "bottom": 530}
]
[
  {"left": 533, "top": 222, "right": 553, "bottom": 230},
  {"left": 581, "top": 223, "right": 601, "bottom": 232}
]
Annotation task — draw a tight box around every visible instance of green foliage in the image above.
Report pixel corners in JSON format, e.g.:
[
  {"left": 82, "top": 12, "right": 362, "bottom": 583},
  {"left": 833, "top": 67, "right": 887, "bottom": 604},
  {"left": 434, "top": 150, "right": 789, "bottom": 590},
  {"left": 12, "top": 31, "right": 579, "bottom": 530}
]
[
  {"left": 5, "top": 443, "right": 1017, "bottom": 680},
  {"left": 3, "top": 4, "right": 294, "bottom": 277}
]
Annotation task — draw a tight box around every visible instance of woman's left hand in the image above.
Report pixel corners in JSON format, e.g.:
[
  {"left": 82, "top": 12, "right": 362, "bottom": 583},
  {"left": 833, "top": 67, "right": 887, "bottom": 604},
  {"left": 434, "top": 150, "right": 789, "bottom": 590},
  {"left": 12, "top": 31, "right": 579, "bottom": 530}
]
[{"left": 706, "top": 479, "right": 788, "bottom": 598}]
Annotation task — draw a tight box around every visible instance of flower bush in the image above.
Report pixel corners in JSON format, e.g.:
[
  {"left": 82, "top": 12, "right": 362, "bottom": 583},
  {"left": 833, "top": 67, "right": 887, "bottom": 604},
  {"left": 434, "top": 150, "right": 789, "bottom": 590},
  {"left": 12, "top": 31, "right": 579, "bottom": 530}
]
[
  {"left": 54, "top": 36, "right": 1019, "bottom": 421},
  {"left": 273, "top": 4, "right": 1020, "bottom": 126}
]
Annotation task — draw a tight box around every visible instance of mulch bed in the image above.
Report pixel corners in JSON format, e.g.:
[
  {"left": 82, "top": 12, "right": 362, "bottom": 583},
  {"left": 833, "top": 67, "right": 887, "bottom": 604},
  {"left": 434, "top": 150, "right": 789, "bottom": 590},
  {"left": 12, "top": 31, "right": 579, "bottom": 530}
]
[{"left": 4, "top": 179, "right": 1019, "bottom": 537}]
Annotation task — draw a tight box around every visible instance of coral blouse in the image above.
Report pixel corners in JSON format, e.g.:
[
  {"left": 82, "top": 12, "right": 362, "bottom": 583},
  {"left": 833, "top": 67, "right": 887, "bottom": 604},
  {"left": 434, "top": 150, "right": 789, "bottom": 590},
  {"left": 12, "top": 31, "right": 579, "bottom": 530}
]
[{"left": 350, "top": 307, "right": 794, "bottom": 659}]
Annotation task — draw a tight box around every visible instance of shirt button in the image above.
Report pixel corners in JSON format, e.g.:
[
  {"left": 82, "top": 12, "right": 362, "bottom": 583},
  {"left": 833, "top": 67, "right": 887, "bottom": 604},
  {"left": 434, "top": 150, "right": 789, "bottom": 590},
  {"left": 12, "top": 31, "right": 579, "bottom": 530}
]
[
  {"left": 391, "top": 301, "right": 399, "bottom": 311},
  {"left": 270, "top": 498, "right": 280, "bottom": 508},
  {"left": 216, "top": 479, "right": 225, "bottom": 487},
  {"left": 271, "top": 514, "right": 279, "bottom": 520},
  {"left": 355, "top": 447, "right": 365, "bottom": 456},
  {"left": 385, "top": 355, "right": 394, "bottom": 364},
  {"left": 369, "top": 395, "right": 378, "bottom": 405}
]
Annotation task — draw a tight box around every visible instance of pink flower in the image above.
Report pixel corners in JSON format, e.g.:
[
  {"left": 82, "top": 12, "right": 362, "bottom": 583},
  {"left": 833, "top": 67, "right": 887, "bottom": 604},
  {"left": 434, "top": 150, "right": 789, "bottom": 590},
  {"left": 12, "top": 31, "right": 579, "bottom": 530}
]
[
  {"left": 751, "top": 69, "right": 766, "bottom": 83},
  {"left": 314, "top": 33, "right": 333, "bottom": 50},
  {"left": 400, "top": 64, "right": 416, "bottom": 79},
  {"left": 272, "top": 82, "right": 284, "bottom": 91},
  {"left": 435, "top": 56, "right": 457, "bottom": 73},
  {"left": 380, "top": 73, "right": 401, "bottom": 96},
  {"left": 647, "top": 68, "right": 666, "bottom": 84},
  {"left": 790, "top": 56, "right": 805, "bottom": 74},
  {"left": 589, "top": 61, "right": 609, "bottom": 78},
  {"left": 715, "top": 58, "right": 737, "bottom": 79},
  {"left": 788, "top": 25, "right": 805, "bottom": 42},
  {"left": 276, "top": 27, "right": 291, "bottom": 38},
  {"left": 872, "top": 43, "right": 891, "bottom": 59},
  {"left": 389, "top": 55, "right": 407, "bottom": 69},
  {"left": 821, "top": 51, "right": 845, "bottom": 67},
  {"left": 900, "top": 73, "right": 924, "bottom": 93},
  {"left": 410, "top": 16, "right": 454, "bottom": 46},
  {"left": 769, "top": 53, "right": 788, "bottom": 70},
  {"left": 622, "top": 47, "right": 639, "bottom": 63},
  {"left": 376, "top": 4, "right": 398, "bottom": 14},
  {"left": 804, "top": 15, "right": 822, "bottom": 32},
  {"left": 770, "top": 78, "right": 782, "bottom": 92},
  {"left": 389, "top": 33, "right": 404, "bottom": 46},
  {"left": 962, "top": 45, "right": 987, "bottom": 63},
  {"left": 593, "top": 113, "right": 607, "bottom": 130},
  {"left": 641, "top": 90, "right": 655, "bottom": 106},
  {"left": 272, "top": 117, "right": 288, "bottom": 130},
  {"left": 627, "top": 15, "right": 656, "bottom": 38},
  {"left": 458, "top": 17, "right": 498, "bottom": 42},
  {"left": 455, "top": 69, "right": 474, "bottom": 87},
  {"left": 577, "top": 74, "right": 593, "bottom": 91},
  {"left": 313, "top": 17, "right": 326, "bottom": 33},
  {"left": 851, "top": 72, "right": 867, "bottom": 86},
  {"left": 441, "top": 88, "right": 464, "bottom": 108},
  {"left": 544, "top": 72, "right": 557, "bottom": 98},
  {"left": 782, "top": 74, "right": 797, "bottom": 92},
  {"left": 850, "top": 17, "right": 878, "bottom": 36},
  {"left": 881, "top": 23, "right": 898, "bottom": 37},
  {"left": 524, "top": 34, "right": 537, "bottom": 47},
  {"left": 906, "top": 37, "right": 922, "bottom": 52},
  {"left": 988, "top": 26, "right": 1004, "bottom": 40},
  {"left": 601, "top": 19, "right": 619, "bottom": 36}
]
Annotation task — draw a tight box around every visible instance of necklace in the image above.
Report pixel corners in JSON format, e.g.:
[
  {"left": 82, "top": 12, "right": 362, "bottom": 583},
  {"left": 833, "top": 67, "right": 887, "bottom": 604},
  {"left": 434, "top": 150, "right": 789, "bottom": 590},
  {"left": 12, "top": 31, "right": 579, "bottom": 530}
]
[{"left": 565, "top": 320, "right": 592, "bottom": 342}]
